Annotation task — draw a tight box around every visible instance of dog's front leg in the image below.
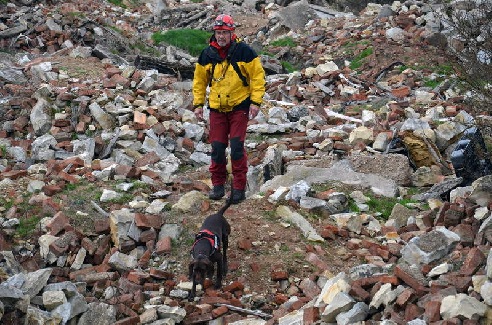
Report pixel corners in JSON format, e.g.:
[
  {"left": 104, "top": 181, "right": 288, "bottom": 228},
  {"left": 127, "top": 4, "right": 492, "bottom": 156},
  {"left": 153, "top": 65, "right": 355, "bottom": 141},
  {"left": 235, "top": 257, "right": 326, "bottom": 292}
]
[
  {"left": 215, "top": 252, "right": 224, "bottom": 289},
  {"left": 222, "top": 236, "right": 229, "bottom": 276},
  {"left": 189, "top": 270, "right": 197, "bottom": 301}
]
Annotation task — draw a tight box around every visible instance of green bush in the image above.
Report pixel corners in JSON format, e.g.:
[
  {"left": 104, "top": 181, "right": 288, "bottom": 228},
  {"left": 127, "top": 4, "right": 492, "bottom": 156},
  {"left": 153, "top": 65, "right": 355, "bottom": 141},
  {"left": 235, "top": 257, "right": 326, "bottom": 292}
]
[{"left": 152, "top": 29, "right": 211, "bottom": 57}]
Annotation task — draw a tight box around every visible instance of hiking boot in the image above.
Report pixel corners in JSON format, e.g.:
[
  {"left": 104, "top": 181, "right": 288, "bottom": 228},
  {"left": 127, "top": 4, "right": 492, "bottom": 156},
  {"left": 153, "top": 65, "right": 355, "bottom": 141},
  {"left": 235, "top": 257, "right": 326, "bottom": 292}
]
[
  {"left": 231, "top": 189, "right": 246, "bottom": 204},
  {"left": 209, "top": 185, "right": 225, "bottom": 200}
]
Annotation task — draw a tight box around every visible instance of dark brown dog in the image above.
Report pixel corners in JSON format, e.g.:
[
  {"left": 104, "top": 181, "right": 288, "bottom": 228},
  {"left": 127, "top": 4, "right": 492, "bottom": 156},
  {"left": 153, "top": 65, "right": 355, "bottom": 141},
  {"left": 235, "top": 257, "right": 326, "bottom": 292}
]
[{"left": 188, "top": 196, "right": 231, "bottom": 301}]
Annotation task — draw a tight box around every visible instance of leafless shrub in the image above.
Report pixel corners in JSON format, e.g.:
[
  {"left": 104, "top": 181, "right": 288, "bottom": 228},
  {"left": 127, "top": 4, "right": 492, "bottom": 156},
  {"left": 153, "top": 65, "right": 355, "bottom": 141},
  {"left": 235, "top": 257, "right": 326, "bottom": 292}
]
[{"left": 439, "top": 0, "right": 492, "bottom": 116}]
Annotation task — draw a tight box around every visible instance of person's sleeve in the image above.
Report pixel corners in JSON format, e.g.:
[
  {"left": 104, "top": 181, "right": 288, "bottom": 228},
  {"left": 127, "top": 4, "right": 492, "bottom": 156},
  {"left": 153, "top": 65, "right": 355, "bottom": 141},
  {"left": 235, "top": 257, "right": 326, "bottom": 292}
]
[
  {"left": 192, "top": 62, "right": 209, "bottom": 108},
  {"left": 246, "top": 57, "right": 266, "bottom": 106}
]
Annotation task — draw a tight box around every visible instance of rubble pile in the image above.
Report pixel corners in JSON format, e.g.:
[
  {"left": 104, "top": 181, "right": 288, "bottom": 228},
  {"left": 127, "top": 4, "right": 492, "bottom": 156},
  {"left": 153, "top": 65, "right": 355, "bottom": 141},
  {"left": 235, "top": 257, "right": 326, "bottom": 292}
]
[{"left": 0, "top": 0, "right": 492, "bottom": 324}]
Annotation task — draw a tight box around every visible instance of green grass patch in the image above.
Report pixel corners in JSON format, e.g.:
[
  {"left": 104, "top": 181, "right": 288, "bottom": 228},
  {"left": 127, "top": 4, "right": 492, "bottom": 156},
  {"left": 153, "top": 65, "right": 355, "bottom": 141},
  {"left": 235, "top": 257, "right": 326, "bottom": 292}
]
[
  {"left": 259, "top": 51, "right": 274, "bottom": 57},
  {"left": 342, "top": 40, "right": 371, "bottom": 48},
  {"left": 129, "top": 180, "right": 149, "bottom": 191},
  {"left": 262, "top": 210, "right": 278, "bottom": 222},
  {"left": 108, "top": 0, "right": 127, "bottom": 8},
  {"left": 107, "top": 192, "right": 134, "bottom": 205},
  {"left": 152, "top": 29, "right": 211, "bottom": 56},
  {"left": 65, "top": 183, "right": 78, "bottom": 191},
  {"left": 0, "top": 144, "right": 7, "bottom": 157},
  {"left": 0, "top": 197, "right": 13, "bottom": 211},
  {"left": 483, "top": 135, "right": 492, "bottom": 154},
  {"left": 107, "top": 0, "right": 140, "bottom": 9},
  {"left": 15, "top": 216, "right": 42, "bottom": 238},
  {"left": 281, "top": 61, "right": 297, "bottom": 73},
  {"left": 435, "top": 64, "right": 454, "bottom": 75},
  {"left": 312, "top": 181, "right": 421, "bottom": 221},
  {"left": 270, "top": 37, "right": 296, "bottom": 48},
  {"left": 279, "top": 243, "right": 290, "bottom": 252},
  {"left": 348, "top": 198, "right": 360, "bottom": 213},
  {"left": 363, "top": 195, "right": 418, "bottom": 220},
  {"left": 412, "top": 63, "right": 455, "bottom": 76},
  {"left": 341, "top": 40, "right": 371, "bottom": 56},
  {"left": 66, "top": 11, "right": 86, "bottom": 18},
  {"left": 349, "top": 47, "right": 373, "bottom": 70},
  {"left": 292, "top": 252, "right": 304, "bottom": 259},
  {"left": 423, "top": 77, "right": 441, "bottom": 88},
  {"left": 131, "top": 41, "right": 160, "bottom": 56}
]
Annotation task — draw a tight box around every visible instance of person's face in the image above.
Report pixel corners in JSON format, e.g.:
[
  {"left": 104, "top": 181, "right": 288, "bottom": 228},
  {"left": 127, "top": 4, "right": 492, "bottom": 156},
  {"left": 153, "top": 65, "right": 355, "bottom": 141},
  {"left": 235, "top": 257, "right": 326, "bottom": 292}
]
[{"left": 215, "top": 30, "right": 232, "bottom": 48}]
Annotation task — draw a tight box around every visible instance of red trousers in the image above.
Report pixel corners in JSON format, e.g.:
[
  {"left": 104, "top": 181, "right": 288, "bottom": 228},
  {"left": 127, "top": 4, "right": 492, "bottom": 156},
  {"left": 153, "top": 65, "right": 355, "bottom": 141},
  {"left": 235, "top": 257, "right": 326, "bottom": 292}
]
[{"left": 209, "top": 109, "right": 249, "bottom": 190}]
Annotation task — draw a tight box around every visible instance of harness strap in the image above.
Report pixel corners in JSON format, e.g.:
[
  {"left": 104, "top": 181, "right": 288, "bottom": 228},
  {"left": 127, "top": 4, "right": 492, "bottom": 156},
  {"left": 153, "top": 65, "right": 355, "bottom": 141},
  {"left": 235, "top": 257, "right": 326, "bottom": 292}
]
[
  {"left": 231, "top": 61, "right": 249, "bottom": 87},
  {"left": 208, "top": 42, "right": 248, "bottom": 87},
  {"left": 191, "top": 230, "right": 220, "bottom": 257}
]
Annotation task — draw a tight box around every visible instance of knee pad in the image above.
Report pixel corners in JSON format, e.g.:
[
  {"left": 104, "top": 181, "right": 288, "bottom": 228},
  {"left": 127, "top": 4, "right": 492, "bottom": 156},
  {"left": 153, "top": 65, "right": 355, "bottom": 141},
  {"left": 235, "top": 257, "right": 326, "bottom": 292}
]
[
  {"left": 211, "top": 141, "right": 227, "bottom": 164},
  {"left": 230, "top": 137, "right": 244, "bottom": 161}
]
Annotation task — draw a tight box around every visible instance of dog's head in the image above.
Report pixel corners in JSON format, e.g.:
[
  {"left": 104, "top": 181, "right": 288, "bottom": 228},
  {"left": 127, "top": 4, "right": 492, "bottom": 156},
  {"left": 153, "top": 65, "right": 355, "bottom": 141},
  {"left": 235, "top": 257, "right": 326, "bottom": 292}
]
[{"left": 189, "top": 254, "right": 214, "bottom": 284}]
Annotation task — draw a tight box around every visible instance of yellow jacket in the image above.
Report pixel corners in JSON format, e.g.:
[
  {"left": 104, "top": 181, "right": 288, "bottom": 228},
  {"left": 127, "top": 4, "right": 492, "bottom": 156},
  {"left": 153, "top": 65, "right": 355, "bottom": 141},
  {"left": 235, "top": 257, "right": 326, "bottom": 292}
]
[{"left": 193, "top": 38, "right": 265, "bottom": 112}]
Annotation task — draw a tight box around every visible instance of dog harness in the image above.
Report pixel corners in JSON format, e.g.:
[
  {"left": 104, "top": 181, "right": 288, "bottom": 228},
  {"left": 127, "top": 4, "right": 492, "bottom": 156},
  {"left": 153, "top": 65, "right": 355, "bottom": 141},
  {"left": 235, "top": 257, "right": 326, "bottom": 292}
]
[{"left": 191, "top": 230, "right": 220, "bottom": 257}]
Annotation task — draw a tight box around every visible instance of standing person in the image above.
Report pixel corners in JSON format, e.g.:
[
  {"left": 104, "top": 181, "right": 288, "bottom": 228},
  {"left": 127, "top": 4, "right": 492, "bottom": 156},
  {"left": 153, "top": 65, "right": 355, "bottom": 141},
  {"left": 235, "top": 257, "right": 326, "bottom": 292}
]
[{"left": 193, "top": 13, "right": 266, "bottom": 204}]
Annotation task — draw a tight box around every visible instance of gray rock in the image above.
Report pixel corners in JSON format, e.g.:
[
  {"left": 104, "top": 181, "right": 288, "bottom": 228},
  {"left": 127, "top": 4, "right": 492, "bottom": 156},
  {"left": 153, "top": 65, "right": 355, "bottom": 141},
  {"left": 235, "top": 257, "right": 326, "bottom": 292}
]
[
  {"left": 42, "top": 290, "right": 67, "bottom": 311},
  {"left": 77, "top": 302, "right": 117, "bottom": 325},
  {"left": 440, "top": 293, "right": 487, "bottom": 320},
  {"left": 335, "top": 301, "right": 369, "bottom": 325},
  {"left": 276, "top": 205, "right": 324, "bottom": 242},
  {"left": 285, "top": 180, "right": 310, "bottom": 202},
  {"left": 30, "top": 134, "right": 57, "bottom": 161},
  {"left": 469, "top": 175, "right": 492, "bottom": 207},
  {"left": 247, "top": 143, "right": 284, "bottom": 196},
  {"left": 30, "top": 98, "right": 53, "bottom": 136},
  {"left": 108, "top": 251, "right": 138, "bottom": 272},
  {"left": 17, "top": 268, "right": 52, "bottom": 298},
  {"left": 156, "top": 305, "right": 186, "bottom": 322},
  {"left": 44, "top": 281, "right": 79, "bottom": 297},
  {"left": 321, "top": 291, "right": 355, "bottom": 322},
  {"left": 88, "top": 102, "right": 115, "bottom": 130},
  {"left": 261, "top": 160, "right": 398, "bottom": 198},
  {"left": 401, "top": 228, "right": 460, "bottom": 266},
  {"left": 25, "top": 305, "right": 62, "bottom": 324},
  {"left": 171, "top": 190, "right": 206, "bottom": 213},
  {"left": 158, "top": 223, "right": 182, "bottom": 241},
  {"left": 387, "top": 203, "right": 418, "bottom": 230},
  {"left": 274, "top": 0, "right": 317, "bottom": 32},
  {"left": 349, "top": 153, "right": 413, "bottom": 186}
]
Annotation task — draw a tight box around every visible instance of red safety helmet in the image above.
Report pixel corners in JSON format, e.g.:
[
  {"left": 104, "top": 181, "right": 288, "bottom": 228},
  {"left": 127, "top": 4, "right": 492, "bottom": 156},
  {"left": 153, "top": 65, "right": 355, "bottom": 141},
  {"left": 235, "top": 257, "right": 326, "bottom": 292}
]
[{"left": 213, "top": 14, "right": 235, "bottom": 31}]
